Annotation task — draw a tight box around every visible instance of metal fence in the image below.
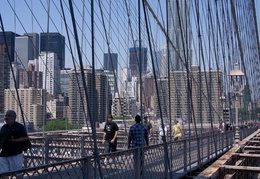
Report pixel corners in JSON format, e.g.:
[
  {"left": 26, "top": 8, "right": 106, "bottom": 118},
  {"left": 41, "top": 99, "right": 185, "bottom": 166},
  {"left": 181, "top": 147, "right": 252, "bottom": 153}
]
[{"left": 0, "top": 128, "right": 257, "bottom": 179}]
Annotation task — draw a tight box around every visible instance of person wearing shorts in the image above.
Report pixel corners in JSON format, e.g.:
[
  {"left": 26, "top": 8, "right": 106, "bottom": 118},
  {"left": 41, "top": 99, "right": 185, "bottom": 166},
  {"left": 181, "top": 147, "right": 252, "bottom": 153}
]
[{"left": 0, "top": 110, "right": 29, "bottom": 178}]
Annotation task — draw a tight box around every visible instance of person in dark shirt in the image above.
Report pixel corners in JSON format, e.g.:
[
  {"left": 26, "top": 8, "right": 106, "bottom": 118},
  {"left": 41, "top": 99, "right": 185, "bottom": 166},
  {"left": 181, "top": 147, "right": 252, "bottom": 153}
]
[
  {"left": 128, "top": 115, "right": 149, "bottom": 148},
  {"left": 143, "top": 116, "right": 152, "bottom": 138},
  {"left": 102, "top": 114, "right": 118, "bottom": 165},
  {"left": 0, "top": 110, "right": 29, "bottom": 178},
  {"left": 128, "top": 115, "right": 149, "bottom": 177}
]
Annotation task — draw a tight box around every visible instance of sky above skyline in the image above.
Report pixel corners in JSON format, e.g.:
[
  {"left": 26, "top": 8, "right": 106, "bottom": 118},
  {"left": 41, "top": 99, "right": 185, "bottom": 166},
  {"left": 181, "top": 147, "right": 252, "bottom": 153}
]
[
  {"left": 0, "top": 0, "right": 165, "bottom": 71},
  {"left": 0, "top": 0, "right": 259, "bottom": 71}
]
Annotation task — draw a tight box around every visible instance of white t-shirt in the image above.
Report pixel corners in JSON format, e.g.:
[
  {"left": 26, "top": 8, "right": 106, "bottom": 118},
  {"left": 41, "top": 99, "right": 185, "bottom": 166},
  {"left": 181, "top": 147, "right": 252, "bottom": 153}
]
[
  {"left": 159, "top": 126, "right": 167, "bottom": 136},
  {"left": 219, "top": 122, "right": 225, "bottom": 132}
]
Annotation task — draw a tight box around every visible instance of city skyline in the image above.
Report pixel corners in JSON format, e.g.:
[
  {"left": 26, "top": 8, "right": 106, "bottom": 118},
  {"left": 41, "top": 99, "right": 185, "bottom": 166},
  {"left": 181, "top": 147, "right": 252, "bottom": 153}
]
[
  {"left": 0, "top": 1, "right": 259, "bottom": 177},
  {"left": 0, "top": 1, "right": 259, "bottom": 131},
  {"left": 1, "top": 1, "right": 259, "bottom": 71},
  {"left": 0, "top": 1, "right": 170, "bottom": 72}
]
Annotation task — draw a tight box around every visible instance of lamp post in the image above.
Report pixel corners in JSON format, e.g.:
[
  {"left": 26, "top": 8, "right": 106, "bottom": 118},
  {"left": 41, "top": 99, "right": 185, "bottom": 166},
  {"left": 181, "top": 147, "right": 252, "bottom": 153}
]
[{"left": 228, "top": 63, "right": 244, "bottom": 146}]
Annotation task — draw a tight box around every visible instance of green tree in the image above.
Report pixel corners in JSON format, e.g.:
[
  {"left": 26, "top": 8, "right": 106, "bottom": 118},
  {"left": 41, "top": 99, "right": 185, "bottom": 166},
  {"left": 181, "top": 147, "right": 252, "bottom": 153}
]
[{"left": 44, "top": 120, "right": 83, "bottom": 131}]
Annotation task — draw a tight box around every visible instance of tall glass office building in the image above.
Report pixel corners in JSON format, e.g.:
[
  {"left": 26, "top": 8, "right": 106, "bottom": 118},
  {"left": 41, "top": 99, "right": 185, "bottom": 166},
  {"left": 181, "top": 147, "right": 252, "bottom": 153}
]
[{"left": 40, "top": 32, "right": 65, "bottom": 70}]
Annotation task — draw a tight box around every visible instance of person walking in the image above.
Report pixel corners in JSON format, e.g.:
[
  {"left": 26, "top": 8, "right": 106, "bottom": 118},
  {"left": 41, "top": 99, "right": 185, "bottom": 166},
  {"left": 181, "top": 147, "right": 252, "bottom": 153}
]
[
  {"left": 218, "top": 120, "right": 225, "bottom": 133},
  {"left": 0, "top": 110, "right": 29, "bottom": 179},
  {"left": 128, "top": 115, "right": 149, "bottom": 177},
  {"left": 172, "top": 119, "right": 182, "bottom": 141},
  {"left": 102, "top": 114, "right": 119, "bottom": 165},
  {"left": 158, "top": 123, "right": 167, "bottom": 144},
  {"left": 143, "top": 116, "right": 153, "bottom": 138},
  {"left": 128, "top": 115, "right": 149, "bottom": 148}
]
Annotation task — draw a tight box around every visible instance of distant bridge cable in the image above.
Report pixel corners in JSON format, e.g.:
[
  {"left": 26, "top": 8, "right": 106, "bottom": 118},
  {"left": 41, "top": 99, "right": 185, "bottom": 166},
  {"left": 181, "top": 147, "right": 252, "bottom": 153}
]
[
  {"left": 0, "top": 14, "right": 26, "bottom": 128},
  {"left": 5, "top": 0, "right": 68, "bottom": 125},
  {"left": 97, "top": 0, "right": 129, "bottom": 135},
  {"left": 144, "top": 0, "right": 221, "bottom": 119},
  {"left": 59, "top": 0, "right": 89, "bottom": 132},
  {"left": 230, "top": 0, "right": 251, "bottom": 102},
  {"left": 68, "top": 0, "right": 103, "bottom": 178},
  {"left": 142, "top": 2, "right": 171, "bottom": 178}
]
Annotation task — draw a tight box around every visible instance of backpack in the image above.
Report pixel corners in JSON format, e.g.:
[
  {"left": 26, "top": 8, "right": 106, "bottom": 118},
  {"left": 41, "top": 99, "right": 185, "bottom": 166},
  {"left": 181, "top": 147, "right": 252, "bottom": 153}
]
[
  {"left": 7, "top": 124, "right": 32, "bottom": 151},
  {"left": 21, "top": 139, "right": 32, "bottom": 151}
]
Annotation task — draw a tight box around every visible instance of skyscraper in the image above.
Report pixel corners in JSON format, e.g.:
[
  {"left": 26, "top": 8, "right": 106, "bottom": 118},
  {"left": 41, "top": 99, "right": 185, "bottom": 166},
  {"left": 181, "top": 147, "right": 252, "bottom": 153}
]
[
  {"left": 164, "top": 66, "right": 223, "bottom": 124},
  {"left": 15, "top": 36, "right": 34, "bottom": 69},
  {"left": 40, "top": 32, "right": 65, "bottom": 70},
  {"left": 143, "top": 74, "right": 156, "bottom": 112},
  {"left": 24, "top": 33, "right": 39, "bottom": 60},
  {"left": 5, "top": 87, "right": 46, "bottom": 130},
  {"left": 129, "top": 41, "right": 148, "bottom": 76},
  {"left": 154, "top": 77, "right": 169, "bottom": 119},
  {"left": 0, "top": 31, "right": 19, "bottom": 113},
  {"left": 103, "top": 53, "right": 118, "bottom": 73},
  {"left": 0, "top": 31, "right": 19, "bottom": 62},
  {"left": 9, "top": 62, "right": 20, "bottom": 89},
  {"left": 153, "top": 50, "right": 162, "bottom": 76},
  {"left": 38, "top": 52, "right": 60, "bottom": 95},
  {"left": 120, "top": 67, "right": 131, "bottom": 95},
  {"left": 19, "top": 64, "right": 43, "bottom": 89},
  {"left": 167, "top": 0, "right": 192, "bottom": 71},
  {"left": 68, "top": 67, "right": 109, "bottom": 124},
  {"left": 161, "top": 42, "right": 168, "bottom": 77},
  {"left": 0, "top": 45, "right": 10, "bottom": 113},
  {"left": 60, "top": 68, "right": 71, "bottom": 96}
]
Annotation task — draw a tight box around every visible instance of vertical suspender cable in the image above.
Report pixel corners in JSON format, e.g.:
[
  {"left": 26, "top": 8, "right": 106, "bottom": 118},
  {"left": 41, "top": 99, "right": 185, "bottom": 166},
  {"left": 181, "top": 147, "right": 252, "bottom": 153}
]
[
  {"left": 97, "top": 0, "right": 128, "bottom": 136},
  {"left": 142, "top": 1, "right": 171, "bottom": 178},
  {"left": 166, "top": 0, "right": 173, "bottom": 170},
  {"left": 0, "top": 15, "right": 26, "bottom": 129},
  {"left": 68, "top": 0, "right": 103, "bottom": 178},
  {"left": 59, "top": 0, "right": 89, "bottom": 134},
  {"left": 42, "top": 0, "right": 50, "bottom": 138},
  {"left": 138, "top": 0, "right": 143, "bottom": 119},
  {"left": 252, "top": 0, "right": 260, "bottom": 58},
  {"left": 230, "top": 0, "right": 250, "bottom": 100},
  {"left": 42, "top": 0, "right": 51, "bottom": 165},
  {"left": 138, "top": 1, "right": 146, "bottom": 177},
  {"left": 90, "top": 0, "right": 101, "bottom": 176}
]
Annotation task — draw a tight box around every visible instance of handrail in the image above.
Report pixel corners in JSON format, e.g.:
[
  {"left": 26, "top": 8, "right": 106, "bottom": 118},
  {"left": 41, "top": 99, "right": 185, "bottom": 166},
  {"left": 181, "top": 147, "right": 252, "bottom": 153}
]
[{"left": 0, "top": 128, "right": 257, "bottom": 178}]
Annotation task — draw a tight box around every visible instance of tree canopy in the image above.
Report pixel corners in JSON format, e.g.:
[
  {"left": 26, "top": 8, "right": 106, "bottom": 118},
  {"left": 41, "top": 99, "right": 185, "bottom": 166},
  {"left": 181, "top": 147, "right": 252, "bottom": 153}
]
[{"left": 44, "top": 120, "right": 83, "bottom": 131}]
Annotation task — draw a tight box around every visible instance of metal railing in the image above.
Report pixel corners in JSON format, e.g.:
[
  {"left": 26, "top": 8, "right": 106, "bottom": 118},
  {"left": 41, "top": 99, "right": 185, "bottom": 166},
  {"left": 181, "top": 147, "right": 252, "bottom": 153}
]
[
  {"left": 197, "top": 129, "right": 260, "bottom": 178},
  {"left": 0, "top": 128, "right": 257, "bottom": 179}
]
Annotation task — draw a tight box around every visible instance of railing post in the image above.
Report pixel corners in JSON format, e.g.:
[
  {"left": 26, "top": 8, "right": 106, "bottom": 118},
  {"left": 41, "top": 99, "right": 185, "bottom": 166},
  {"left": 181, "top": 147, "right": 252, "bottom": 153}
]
[
  {"left": 225, "top": 132, "right": 228, "bottom": 149},
  {"left": 134, "top": 148, "right": 141, "bottom": 179},
  {"left": 81, "top": 135, "right": 85, "bottom": 157},
  {"left": 83, "top": 156, "right": 93, "bottom": 179},
  {"left": 207, "top": 135, "right": 210, "bottom": 160},
  {"left": 45, "top": 137, "right": 49, "bottom": 164},
  {"left": 197, "top": 137, "right": 201, "bottom": 166},
  {"left": 221, "top": 133, "right": 224, "bottom": 153},
  {"left": 184, "top": 140, "right": 187, "bottom": 172}
]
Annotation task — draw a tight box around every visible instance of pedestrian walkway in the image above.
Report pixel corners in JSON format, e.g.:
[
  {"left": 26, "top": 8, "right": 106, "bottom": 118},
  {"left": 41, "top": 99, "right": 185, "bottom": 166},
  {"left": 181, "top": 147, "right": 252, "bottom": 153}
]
[{"left": 196, "top": 129, "right": 260, "bottom": 178}]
